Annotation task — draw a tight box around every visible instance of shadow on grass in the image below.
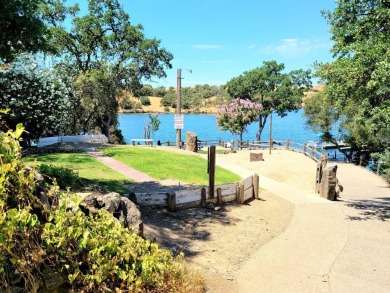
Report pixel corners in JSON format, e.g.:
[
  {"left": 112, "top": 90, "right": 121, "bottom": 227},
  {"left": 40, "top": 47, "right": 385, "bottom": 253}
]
[{"left": 346, "top": 197, "right": 390, "bottom": 221}]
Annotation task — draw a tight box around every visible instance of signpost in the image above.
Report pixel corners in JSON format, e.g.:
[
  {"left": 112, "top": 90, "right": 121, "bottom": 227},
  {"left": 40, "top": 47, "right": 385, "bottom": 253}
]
[{"left": 174, "top": 114, "right": 184, "bottom": 130}]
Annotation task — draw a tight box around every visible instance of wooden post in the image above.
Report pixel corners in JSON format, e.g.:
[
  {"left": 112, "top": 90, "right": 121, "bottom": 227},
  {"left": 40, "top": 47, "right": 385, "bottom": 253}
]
[
  {"left": 208, "top": 146, "right": 216, "bottom": 198},
  {"left": 311, "top": 147, "right": 314, "bottom": 157},
  {"left": 303, "top": 143, "right": 307, "bottom": 154},
  {"left": 238, "top": 182, "right": 245, "bottom": 204},
  {"left": 360, "top": 155, "right": 363, "bottom": 166},
  {"left": 253, "top": 174, "right": 259, "bottom": 199},
  {"left": 168, "top": 193, "right": 176, "bottom": 212},
  {"left": 231, "top": 140, "right": 234, "bottom": 152},
  {"left": 236, "top": 185, "right": 241, "bottom": 203},
  {"left": 217, "top": 188, "right": 222, "bottom": 205},
  {"left": 201, "top": 188, "right": 207, "bottom": 207},
  {"left": 286, "top": 139, "right": 290, "bottom": 150}
]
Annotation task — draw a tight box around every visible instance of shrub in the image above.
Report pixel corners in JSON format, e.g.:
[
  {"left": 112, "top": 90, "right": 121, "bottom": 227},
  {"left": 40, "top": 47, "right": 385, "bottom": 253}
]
[
  {"left": 0, "top": 124, "right": 204, "bottom": 292},
  {"left": 140, "top": 96, "right": 151, "bottom": 106},
  {"left": 38, "top": 164, "right": 83, "bottom": 190}
]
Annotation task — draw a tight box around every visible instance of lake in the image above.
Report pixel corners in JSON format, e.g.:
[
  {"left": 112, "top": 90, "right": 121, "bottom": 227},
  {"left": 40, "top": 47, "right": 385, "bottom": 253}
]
[{"left": 118, "top": 109, "right": 325, "bottom": 145}]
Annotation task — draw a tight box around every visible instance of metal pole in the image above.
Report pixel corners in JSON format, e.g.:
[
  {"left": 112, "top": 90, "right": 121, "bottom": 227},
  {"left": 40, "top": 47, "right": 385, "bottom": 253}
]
[
  {"left": 269, "top": 112, "right": 273, "bottom": 155},
  {"left": 176, "top": 69, "right": 182, "bottom": 148}
]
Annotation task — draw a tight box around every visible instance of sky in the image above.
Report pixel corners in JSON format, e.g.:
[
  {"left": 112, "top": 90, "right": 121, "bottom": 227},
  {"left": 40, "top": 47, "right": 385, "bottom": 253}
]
[{"left": 74, "top": 0, "right": 338, "bottom": 87}]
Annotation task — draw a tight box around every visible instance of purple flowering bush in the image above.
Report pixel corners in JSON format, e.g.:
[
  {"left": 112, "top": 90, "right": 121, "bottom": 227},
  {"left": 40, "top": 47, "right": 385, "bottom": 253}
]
[{"left": 216, "top": 98, "right": 263, "bottom": 141}]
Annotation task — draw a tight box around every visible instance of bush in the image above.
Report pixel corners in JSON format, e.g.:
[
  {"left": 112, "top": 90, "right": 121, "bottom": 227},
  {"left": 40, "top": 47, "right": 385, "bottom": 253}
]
[
  {"left": 140, "top": 96, "right": 151, "bottom": 106},
  {"left": 0, "top": 124, "right": 204, "bottom": 292},
  {"left": 38, "top": 164, "right": 83, "bottom": 190}
]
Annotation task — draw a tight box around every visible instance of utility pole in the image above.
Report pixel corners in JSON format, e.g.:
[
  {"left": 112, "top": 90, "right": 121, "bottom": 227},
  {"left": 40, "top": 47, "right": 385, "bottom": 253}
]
[
  {"left": 176, "top": 69, "right": 182, "bottom": 148},
  {"left": 176, "top": 68, "right": 192, "bottom": 148}
]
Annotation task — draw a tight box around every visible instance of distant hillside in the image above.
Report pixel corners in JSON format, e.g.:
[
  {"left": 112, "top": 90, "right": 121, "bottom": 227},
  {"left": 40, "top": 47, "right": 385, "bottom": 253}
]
[{"left": 118, "top": 85, "right": 324, "bottom": 114}]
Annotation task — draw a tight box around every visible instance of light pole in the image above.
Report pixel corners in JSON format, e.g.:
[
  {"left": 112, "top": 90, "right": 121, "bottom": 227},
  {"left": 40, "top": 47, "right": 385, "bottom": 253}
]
[{"left": 176, "top": 68, "right": 192, "bottom": 148}]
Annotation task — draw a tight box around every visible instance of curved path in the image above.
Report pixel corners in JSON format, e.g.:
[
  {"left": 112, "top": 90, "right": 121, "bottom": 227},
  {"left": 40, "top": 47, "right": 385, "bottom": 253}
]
[
  {"left": 85, "top": 146, "right": 390, "bottom": 292},
  {"left": 215, "top": 157, "right": 390, "bottom": 293}
]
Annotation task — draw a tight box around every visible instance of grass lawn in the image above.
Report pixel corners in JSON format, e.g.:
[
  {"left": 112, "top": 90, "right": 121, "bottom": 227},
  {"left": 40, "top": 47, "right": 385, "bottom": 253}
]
[
  {"left": 23, "top": 153, "right": 132, "bottom": 193},
  {"left": 100, "top": 146, "right": 241, "bottom": 185}
]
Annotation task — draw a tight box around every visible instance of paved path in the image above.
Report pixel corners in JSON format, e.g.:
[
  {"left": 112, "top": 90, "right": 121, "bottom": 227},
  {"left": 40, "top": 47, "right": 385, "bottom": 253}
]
[
  {"left": 215, "top": 157, "right": 390, "bottom": 293},
  {"left": 85, "top": 146, "right": 390, "bottom": 292},
  {"left": 86, "top": 150, "right": 155, "bottom": 182}
]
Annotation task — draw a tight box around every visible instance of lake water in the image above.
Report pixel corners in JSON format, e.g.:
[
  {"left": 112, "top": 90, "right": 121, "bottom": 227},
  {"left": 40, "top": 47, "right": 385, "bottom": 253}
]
[{"left": 118, "top": 109, "right": 325, "bottom": 145}]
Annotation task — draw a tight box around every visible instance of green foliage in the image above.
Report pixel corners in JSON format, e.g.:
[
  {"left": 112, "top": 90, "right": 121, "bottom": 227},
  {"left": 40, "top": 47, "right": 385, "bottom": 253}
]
[
  {"left": 0, "top": 0, "right": 50, "bottom": 62},
  {"left": 0, "top": 55, "right": 73, "bottom": 144},
  {"left": 2, "top": 126, "right": 202, "bottom": 292},
  {"left": 144, "top": 114, "right": 161, "bottom": 140},
  {"left": 226, "top": 60, "right": 311, "bottom": 140},
  {"left": 43, "top": 193, "right": 186, "bottom": 292},
  {"left": 23, "top": 152, "right": 131, "bottom": 194},
  {"left": 217, "top": 98, "right": 263, "bottom": 141},
  {"left": 37, "top": 164, "right": 82, "bottom": 190},
  {"left": 305, "top": 0, "right": 390, "bottom": 160},
  {"left": 371, "top": 151, "right": 390, "bottom": 184},
  {"left": 140, "top": 96, "right": 151, "bottom": 106}
]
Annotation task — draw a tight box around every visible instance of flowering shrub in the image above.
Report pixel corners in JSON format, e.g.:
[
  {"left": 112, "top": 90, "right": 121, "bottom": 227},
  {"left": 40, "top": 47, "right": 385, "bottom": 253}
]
[
  {"left": 216, "top": 98, "right": 263, "bottom": 141},
  {"left": 0, "top": 54, "right": 73, "bottom": 144}
]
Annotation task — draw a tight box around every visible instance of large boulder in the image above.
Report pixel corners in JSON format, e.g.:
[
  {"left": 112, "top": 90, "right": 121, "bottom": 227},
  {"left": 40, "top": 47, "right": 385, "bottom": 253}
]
[{"left": 79, "top": 192, "right": 143, "bottom": 236}]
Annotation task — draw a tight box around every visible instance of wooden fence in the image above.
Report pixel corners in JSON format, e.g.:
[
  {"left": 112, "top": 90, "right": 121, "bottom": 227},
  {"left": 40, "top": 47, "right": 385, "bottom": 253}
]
[{"left": 134, "top": 174, "right": 259, "bottom": 211}]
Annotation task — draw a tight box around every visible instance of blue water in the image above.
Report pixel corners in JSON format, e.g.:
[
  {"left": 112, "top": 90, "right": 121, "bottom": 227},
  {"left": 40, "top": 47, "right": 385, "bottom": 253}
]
[{"left": 118, "top": 109, "right": 324, "bottom": 144}]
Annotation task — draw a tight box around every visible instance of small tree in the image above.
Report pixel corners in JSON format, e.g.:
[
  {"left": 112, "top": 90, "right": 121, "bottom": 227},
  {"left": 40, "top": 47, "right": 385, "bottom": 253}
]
[
  {"left": 217, "top": 98, "right": 263, "bottom": 141},
  {"left": 144, "top": 114, "right": 161, "bottom": 140}
]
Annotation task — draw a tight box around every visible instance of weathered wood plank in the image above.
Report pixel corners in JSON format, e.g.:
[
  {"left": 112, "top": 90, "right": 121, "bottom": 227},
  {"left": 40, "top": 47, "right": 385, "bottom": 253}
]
[
  {"left": 253, "top": 173, "right": 259, "bottom": 199},
  {"left": 214, "top": 183, "right": 238, "bottom": 196},
  {"left": 242, "top": 176, "right": 253, "bottom": 190},
  {"left": 222, "top": 193, "right": 236, "bottom": 203},
  {"left": 135, "top": 193, "right": 168, "bottom": 206},
  {"left": 244, "top": 186, "right": 254, "bottom": 201}
]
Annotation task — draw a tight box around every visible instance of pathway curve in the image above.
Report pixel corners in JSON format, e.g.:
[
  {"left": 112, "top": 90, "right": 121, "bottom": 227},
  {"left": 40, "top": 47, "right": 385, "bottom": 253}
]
[
  {"left": 86, "top": 150, "right": 155, "bottom": 182},
  {"left": 215, "top": 156, "right": 390, "bottom": 293}
]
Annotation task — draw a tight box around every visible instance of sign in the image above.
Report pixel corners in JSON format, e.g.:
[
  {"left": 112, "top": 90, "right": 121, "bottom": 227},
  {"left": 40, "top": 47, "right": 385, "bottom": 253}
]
[{"left": 174, "top": 114, "right": 184, "bottom": 129}]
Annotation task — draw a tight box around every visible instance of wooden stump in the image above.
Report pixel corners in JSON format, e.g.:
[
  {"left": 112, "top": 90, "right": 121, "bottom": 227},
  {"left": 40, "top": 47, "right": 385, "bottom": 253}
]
[{"left": 186, "top": 131, "right": 198, "bottom": 152}]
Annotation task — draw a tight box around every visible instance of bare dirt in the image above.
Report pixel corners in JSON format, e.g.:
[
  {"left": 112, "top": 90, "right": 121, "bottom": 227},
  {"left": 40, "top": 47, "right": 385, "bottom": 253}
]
[
  {"left": 137, "top": 149, "right": 318, "bottom": 292},
  {"left": 141, "top": 192, "right": 293, "bottom": 293}
]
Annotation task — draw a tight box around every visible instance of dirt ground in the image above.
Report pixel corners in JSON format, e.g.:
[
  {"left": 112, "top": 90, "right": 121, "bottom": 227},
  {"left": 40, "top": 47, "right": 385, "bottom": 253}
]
[{"left": 139, "top": 149, "right": 318, "bottom": 292}]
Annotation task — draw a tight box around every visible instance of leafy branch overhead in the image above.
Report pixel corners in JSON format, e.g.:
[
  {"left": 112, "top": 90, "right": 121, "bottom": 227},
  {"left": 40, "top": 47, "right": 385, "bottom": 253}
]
[{"left": 305, "top": 0, "right": 390, "bottom": 161}]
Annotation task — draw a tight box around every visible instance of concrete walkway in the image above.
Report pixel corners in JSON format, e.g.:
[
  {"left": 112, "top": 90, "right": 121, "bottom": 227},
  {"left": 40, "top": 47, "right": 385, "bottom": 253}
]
[
  {"left": 215, "top": 157, "right": 390, "bottom": 293},
  {"left": 86, "top": 150, "right": 155, "bottom": 182},
  {"left": 85, "top": 146, "right": 390, "bottom": 292}
]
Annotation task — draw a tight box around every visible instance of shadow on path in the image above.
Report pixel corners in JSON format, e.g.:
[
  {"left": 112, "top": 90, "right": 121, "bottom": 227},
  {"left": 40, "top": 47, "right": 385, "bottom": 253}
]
[{"left": 346, "top": 197, "right": 390, "bottom": 221}]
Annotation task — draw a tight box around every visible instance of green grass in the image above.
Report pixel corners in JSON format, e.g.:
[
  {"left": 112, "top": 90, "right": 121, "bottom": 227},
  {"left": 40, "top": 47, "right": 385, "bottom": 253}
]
[
  {"left": 100, "top": 146, "right": 241, "bottom": 185},
  {"left": 23, "top": 153, "right": 132, "bottom": 193}
]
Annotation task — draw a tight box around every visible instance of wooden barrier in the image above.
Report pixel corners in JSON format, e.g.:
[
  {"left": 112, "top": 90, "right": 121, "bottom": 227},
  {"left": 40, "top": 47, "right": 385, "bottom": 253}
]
[{"left": 133, "top": 174, "right": 260, "bottom": 211}]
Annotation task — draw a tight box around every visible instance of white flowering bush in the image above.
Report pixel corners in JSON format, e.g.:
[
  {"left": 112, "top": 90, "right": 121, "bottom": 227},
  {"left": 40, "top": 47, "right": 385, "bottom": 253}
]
[{"left": 0, "top": 54, "right": 73, "bottom": 144}]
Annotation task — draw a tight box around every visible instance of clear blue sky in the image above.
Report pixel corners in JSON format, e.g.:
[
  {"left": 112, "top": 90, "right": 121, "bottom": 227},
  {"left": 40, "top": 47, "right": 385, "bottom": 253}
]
[{"left": 76, "top": 0, "right": 337, "bottom": 87}]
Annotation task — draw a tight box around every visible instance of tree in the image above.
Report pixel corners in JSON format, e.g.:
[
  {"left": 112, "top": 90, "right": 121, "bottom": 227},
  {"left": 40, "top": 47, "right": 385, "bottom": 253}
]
[
  {"left": 217, "top": 98, "right": 263, "bottom": 141},
  {"left": 0, "top": 54, "right": 73, "bottom": 145},
  {"left": 0, "top": 0, "right": 51, "bottom": 62},
  {"left": 226, "top": 61, "right": 311, "bottom": 140},
  {"left": 304, "top": 0, "right": 390, "bottom": 161},
  {"left": 143, "top": 114, "right": 160, "bottom": 139},
  {"left": 43, "top": 0, "right": 173, "bottom": 139}
]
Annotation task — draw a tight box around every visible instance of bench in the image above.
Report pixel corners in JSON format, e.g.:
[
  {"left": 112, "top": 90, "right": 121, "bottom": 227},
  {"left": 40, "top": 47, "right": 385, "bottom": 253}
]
[{"left": 131, "top": 139, "right": 153, "bottom": 147}]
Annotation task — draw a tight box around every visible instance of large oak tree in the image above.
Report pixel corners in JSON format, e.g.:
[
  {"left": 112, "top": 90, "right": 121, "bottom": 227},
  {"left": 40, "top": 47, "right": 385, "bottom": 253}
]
[
  {"left": 43, "top": 0, "right": 173, "bottom": 139},
  {"left": 226, "top": 61, "right": 311, "bottom": 140},
  {"left": 304, "top": 0, "right": 390, "bottom": 161}
]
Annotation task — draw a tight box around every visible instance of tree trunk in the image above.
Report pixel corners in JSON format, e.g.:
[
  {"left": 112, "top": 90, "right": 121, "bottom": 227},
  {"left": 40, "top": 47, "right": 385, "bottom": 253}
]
[{"left": 256, "top": 114, "right": 268, "bottom": 141}]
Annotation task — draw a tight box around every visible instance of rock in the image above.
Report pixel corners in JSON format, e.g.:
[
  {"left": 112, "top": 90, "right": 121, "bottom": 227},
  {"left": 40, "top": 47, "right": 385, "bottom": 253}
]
[
  {"left": 118, "top": 197, "right": 143, "bottom": 236},
  {"left": 206, "top": 202, "right": 215, "bottom": 210},
  {"left": 184, "top": 223, "right": 195, "bottom": 234},
  {"left": 102, "top": 192, "right": 121, "bottom": 213},
  {"left": 79, "top": 193, "right": 144, "bottom": 237}
]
